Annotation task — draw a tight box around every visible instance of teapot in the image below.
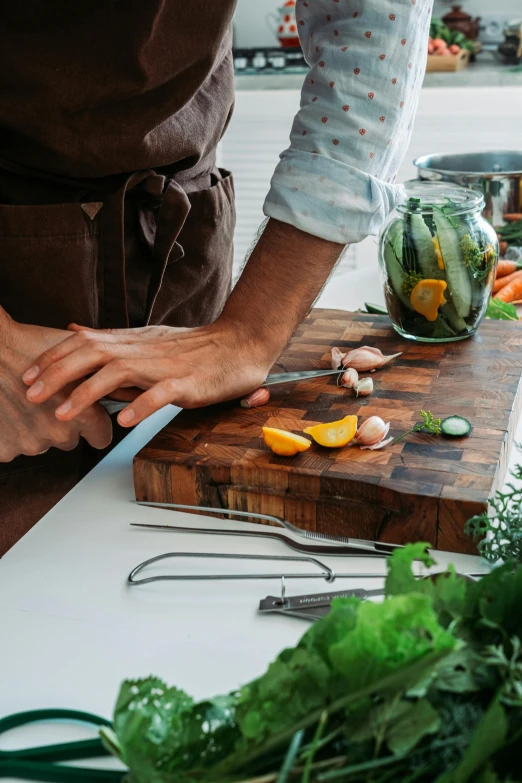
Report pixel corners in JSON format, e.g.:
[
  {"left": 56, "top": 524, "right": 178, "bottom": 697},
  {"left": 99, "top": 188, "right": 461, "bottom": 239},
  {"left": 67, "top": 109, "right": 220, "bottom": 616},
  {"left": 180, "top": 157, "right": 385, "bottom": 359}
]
[
  {"left": 442, "top": 5, "right": 481, "bottom": 41},
  {"left": 266, "top": 0, "right": 301, "bottom": 48}
]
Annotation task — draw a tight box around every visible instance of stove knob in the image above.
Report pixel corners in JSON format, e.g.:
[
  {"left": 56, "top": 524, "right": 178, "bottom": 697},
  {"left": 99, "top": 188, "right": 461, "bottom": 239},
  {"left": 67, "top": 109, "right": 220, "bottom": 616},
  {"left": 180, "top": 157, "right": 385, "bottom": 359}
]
[
  {"left": 252, "top": 52, "right": 267, "bottom": 69},
  {"left": 269, "top": 54, "right": 286, "bottom": 69},
  {"left": 234, "top": 56, "right": 248, "bottom": 70}
]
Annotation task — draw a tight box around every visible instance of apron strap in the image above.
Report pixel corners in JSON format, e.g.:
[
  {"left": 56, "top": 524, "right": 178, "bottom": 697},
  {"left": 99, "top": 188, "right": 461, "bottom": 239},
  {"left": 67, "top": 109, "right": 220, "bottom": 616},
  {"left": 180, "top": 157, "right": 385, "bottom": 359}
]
[
  {"left": 102, "top": 171, "right": 190, "bottom": 329},
  {"left": 145, "top": 179, "right": 191, "bottom": 326}
]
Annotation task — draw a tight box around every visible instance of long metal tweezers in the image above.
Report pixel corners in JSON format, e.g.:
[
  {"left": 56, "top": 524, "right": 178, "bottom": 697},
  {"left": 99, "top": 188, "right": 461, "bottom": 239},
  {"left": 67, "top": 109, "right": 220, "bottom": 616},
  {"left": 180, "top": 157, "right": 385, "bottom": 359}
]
[
  {"left": 130, "top": 521, "right": 394, "bottom": 558},
  {"left": 131, "top": 501, "right": 401, "bottom": 555}
]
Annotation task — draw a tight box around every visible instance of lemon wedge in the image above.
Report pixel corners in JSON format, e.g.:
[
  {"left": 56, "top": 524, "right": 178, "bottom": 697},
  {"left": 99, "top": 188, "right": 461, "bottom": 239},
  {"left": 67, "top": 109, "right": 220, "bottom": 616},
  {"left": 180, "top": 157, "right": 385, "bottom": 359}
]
[
  {"left": 262, "top": 427, "right": 312, "bottom": 457},
  {"left": 304, "top": 415, "right": 358, "bottom": 448}
]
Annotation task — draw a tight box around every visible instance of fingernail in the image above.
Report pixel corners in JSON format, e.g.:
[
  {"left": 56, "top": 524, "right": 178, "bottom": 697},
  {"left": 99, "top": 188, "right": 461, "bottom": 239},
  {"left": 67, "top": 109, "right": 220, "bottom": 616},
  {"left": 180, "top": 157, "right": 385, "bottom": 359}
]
[
  {"left": 27, "top": 381, "right": 44, "bottom": 399},
  {"left": 55, "top": 400, "right": 72, "bottom": 416},
  {"left": 119, "top": 408, "right": 135, "bottom": 425},
  {"left": 22, "top": 365, "right": 39, "bottom": 383}
]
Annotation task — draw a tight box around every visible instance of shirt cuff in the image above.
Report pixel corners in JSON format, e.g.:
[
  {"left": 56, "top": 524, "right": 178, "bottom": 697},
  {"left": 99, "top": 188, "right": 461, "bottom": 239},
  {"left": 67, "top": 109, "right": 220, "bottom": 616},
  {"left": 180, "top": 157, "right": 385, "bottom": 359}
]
[{"left": 263, "top": 148, "right": 406, "bottom": 245}]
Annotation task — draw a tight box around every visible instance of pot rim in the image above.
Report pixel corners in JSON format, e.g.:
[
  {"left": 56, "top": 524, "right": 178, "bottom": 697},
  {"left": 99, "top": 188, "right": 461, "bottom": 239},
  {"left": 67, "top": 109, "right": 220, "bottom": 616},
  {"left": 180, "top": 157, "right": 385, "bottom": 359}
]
[{"left": 414, "top": 151, "right": 522, "bottom": 177}]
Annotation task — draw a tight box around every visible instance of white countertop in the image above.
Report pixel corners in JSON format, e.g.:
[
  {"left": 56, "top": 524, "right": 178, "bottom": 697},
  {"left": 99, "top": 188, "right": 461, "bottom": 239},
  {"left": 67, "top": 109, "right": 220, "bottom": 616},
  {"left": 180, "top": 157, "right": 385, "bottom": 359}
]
[
  {"left": 235, "top": 58, "right": 522, "bottom": 91},
  {"left": 0, "top": 271, "right": 511, "bottom": 778}
]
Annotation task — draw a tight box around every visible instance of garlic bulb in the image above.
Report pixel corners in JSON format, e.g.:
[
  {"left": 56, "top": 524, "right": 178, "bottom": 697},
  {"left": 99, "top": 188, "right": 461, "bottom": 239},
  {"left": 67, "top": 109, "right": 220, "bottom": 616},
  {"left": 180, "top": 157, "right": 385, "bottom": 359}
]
[
  {"left": 340, "top": 368, "right": 359, "bottom": 389},
  {"left": 354, "top": 377, "right": 373, "bottom": 397},
  {"left": 355, "top": 416, "right": 393, "bottom": 450},
  {"left": 341, "top": 346, "right": 402, "bottom": 372}
]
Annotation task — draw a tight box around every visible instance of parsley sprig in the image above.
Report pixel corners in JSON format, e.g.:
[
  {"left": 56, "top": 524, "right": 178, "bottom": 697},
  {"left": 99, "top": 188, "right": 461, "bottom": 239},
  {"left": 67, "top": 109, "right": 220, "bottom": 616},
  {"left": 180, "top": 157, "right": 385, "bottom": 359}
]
[{"left": 393, "top": 410, "right": 441, "bottom": 445}]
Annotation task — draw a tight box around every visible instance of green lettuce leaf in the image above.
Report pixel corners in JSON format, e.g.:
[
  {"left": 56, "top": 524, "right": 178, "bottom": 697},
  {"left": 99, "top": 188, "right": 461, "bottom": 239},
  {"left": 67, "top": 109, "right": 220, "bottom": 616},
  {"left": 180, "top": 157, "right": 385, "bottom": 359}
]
[
  {"left": 485, "top": 298, "right": 518, "bottom": 321},
  {"left": 112, "top": 678, "right": 237, "bottom": 783},
  {"left": 385, "top": 542, "right": 435, "bottom": 596},
  {"left": 385, "top": 543, "right": 468, "bottom": 628},
  {"left": 329, "top": 594, "right": 456, "bottom": 691},
  {"left": 235, "top": 646, "right": 331, "bottom": 744},
  {"left": 348, "top": 697, "right": 441, "bottom": 756}
]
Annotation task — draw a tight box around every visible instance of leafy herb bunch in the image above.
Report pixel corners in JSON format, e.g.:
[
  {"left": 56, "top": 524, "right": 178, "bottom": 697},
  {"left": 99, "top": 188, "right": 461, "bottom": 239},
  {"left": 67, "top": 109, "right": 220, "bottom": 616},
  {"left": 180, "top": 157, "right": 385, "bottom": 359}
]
[
  {"left": 466, "top": 454, "right": 522, "bottom": 564},
  {"left": 103, "top": 544, "right": 522, "bottom": 783}
]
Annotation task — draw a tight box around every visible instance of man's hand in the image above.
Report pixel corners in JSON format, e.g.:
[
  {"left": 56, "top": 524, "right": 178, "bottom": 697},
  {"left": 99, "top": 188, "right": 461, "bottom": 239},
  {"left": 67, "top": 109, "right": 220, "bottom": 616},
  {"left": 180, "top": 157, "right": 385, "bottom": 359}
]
[
  {"left": 0, "top": 309, "right": 112, "bottom": 462},
  {"left": 22, "top": 219, "right": 344, "bottom": 427}
]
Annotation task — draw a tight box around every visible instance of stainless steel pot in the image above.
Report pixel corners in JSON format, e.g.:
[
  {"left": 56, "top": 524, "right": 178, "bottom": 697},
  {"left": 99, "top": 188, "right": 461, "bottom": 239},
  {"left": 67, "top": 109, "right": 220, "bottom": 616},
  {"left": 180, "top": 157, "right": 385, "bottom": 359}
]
[{"left": 414, "top": 151, "right": 522, "bottom": 226}]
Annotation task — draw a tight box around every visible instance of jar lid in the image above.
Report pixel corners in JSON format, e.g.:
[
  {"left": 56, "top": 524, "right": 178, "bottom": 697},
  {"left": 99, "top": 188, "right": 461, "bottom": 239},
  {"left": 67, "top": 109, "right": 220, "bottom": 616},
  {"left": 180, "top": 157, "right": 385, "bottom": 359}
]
[{"left": 398, "top": 181, "right": 485, "bottom": 215}]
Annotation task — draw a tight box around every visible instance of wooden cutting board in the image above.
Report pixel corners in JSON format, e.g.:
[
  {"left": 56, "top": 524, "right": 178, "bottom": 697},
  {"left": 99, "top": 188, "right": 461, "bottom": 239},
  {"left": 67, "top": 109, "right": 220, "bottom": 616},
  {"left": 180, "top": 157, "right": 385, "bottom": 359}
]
[{"left": 133, "top": 310, "right": 522, "bottom": 554}]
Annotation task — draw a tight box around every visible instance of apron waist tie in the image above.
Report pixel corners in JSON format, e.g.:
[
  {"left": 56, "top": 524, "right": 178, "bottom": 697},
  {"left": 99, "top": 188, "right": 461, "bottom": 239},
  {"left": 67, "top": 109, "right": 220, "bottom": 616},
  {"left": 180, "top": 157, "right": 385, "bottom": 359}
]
[{"left": 102, "top": 170, "right": 191, "bottom": 329}]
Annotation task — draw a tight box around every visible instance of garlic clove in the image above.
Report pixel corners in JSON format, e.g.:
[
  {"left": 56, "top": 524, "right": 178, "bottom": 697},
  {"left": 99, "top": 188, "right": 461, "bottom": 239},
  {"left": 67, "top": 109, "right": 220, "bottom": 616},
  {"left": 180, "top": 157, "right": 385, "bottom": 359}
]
[
  {"left": 354, "top": 377, "right": 373, "bottom": 397},
  {"left": 361, "top": 436, "right": 394, "bottom": 451},
  {"left": 331, "top": 347, "right": 346, "bottom": 370},
  {"left": 341, "top": 346, "right": 402, "bottom": 372},
  {"left": 354, "top": 416, "right": 389, "bottom": 446},
  {"left": 240, "top": 388, "right": 271, "bottom": 408},
  {"left": 340, "top": 367, "right": 359, "bottom": 389}
]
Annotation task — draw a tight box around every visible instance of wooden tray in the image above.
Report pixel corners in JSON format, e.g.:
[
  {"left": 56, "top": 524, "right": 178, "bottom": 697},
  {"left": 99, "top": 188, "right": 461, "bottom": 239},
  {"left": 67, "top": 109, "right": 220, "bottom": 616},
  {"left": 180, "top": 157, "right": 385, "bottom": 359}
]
[
  {"left": 134, "top": 310, "right": 522, "bottom": 554},
  {"left": 426, "top": 49, "right": 470, "bottom": 72}
]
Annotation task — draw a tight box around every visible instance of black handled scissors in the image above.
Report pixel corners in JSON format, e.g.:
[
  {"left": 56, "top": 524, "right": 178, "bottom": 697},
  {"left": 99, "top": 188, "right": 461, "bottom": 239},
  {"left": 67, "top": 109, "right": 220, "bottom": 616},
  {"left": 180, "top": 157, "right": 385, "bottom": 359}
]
[{"left": 0, "top": 709, "right": 126, "bottom": 782}]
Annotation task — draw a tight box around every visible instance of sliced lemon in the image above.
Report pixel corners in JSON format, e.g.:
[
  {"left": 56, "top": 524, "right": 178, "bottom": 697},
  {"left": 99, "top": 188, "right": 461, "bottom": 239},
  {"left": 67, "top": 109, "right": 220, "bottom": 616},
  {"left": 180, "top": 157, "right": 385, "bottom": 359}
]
[
  {"left": 262, "top": 427, "right": 312, "bottom": 457},
  {"left": 304, "top": 415, "right": 358, "bottom": 448}
]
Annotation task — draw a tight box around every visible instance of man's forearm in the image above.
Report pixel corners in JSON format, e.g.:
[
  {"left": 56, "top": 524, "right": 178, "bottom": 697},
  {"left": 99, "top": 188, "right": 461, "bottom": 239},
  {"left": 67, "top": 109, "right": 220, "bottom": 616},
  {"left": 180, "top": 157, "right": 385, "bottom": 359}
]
[{"left": 220, "top": 218, "right": 344, "bottom": 356}]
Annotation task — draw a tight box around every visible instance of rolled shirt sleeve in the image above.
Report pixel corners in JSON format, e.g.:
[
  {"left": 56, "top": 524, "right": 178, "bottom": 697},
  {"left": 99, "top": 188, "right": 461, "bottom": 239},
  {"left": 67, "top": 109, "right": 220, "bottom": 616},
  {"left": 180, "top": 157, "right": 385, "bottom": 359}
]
[{"left": 263, "top": 0, "right": 432, "bottom": 244}]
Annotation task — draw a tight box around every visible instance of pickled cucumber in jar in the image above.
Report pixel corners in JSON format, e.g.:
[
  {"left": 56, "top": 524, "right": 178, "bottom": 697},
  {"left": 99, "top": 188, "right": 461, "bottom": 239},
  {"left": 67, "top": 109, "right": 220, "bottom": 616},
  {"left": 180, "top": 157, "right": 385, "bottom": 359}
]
[{"left": 378, "top": 183, "right": 498, "bottom": 342}]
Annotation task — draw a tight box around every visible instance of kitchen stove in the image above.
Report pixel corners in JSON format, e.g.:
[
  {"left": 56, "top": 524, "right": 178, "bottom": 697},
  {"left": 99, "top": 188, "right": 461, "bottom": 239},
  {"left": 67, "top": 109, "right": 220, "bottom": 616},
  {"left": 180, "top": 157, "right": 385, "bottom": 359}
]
[{"left": 233, "top": 47, "right": 308, "bottom": 74}]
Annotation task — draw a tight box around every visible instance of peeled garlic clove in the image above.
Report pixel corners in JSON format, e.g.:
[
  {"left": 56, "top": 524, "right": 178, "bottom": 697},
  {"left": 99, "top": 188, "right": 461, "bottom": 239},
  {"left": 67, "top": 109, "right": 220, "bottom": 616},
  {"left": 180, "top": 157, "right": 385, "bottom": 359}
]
[
  {"left": 331, "top": 347, "right": 346, "bottom": 370},
  {"left": 340, "top": 368, "right": 359, "bottom": 389},
  {"left": 354, "top": 377, "right": 373, "bottom": 397},
  {"left": 240, "top": 388, "right": 270, "bottom": 408},
  {"left": 361, "top": 436, "right": 394, "bottom": 451},
  {"left": 341, "top": 346, "right": 402, "bottom": 372},
  {"left": 355, "top": 416, "right": 390, "bottom": 446}
]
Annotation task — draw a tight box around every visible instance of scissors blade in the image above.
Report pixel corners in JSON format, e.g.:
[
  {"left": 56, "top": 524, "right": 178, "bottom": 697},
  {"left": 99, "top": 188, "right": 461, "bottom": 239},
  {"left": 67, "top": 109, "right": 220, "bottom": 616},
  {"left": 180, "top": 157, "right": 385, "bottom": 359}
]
[{"left": 262, "top": 369, "right": 341, "bottom": 386}]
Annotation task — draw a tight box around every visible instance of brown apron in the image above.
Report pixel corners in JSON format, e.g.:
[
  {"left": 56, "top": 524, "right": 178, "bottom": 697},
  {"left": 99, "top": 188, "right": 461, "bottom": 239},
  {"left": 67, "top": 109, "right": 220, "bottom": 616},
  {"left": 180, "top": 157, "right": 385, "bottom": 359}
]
[{"left": 0, "top": 1, "right": 237, "bottom": 555}]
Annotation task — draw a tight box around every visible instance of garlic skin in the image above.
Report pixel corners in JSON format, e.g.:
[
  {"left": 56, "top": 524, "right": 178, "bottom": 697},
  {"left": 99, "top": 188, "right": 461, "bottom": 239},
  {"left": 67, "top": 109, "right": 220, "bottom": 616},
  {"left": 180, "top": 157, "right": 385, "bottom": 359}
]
[
  {"left": 354, "top": 377, "right": 373, "bottom": 397},
  {"left": 240, "top": 388, "right": 270, "bottom": 408},
  {"left": 340, "top": 368, "right": 359, "bottom": 389},
  {"left": 355, "top": 416, "right": 391, "bottom": 448},
  {"left": 360, "top": 436, "right": 394, "bottom": 451},
  {"left": 341, "top": 346, "right": 402, "bottom": 372},
  {"left": 331, "top": 347, "right": 346, "bottom": 370}
]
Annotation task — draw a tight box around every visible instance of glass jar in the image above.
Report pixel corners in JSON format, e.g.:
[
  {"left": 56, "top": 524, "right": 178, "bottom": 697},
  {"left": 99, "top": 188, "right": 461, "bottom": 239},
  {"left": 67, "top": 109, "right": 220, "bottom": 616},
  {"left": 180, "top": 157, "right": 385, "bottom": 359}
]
[{"left": 378, "top": 182, "right": 499, "bottom": 343}]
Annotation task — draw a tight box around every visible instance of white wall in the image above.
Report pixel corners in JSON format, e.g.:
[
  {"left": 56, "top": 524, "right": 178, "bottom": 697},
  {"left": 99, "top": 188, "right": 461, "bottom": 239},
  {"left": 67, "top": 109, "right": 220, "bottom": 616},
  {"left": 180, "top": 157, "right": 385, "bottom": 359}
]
[
  {"left": 234, "top": 0, "right": 295, "bottom": 47},
  {"left": 433, "top": 0, "right": 520, "bottom": 16},
  {"left": 233, "top": 0, "right": 522, "bottom": 48}
]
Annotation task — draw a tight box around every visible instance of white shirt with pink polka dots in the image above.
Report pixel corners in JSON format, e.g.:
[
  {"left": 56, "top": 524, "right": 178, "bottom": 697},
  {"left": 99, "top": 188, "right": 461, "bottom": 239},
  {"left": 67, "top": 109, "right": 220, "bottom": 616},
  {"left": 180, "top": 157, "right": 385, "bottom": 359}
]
[{"left": 263, "top": 0, "right": 432, "bottom": 244}]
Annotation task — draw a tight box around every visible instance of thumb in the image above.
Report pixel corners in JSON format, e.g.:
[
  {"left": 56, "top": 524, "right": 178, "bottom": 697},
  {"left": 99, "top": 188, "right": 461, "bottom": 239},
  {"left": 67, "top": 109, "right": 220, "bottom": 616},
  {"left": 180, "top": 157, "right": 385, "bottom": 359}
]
[{"left": 78, "top": 405, "right": 113, "bottom": 449}]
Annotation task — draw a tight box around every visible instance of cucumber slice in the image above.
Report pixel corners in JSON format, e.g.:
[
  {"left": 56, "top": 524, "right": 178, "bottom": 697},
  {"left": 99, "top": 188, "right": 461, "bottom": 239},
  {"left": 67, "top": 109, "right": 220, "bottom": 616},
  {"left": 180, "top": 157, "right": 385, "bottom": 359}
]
[
  {"left": 433, "top": 213, "right": 472, "bottom": 319},
  {"left": 364, "top": 302, "right": 388, "bottom": 315},
  {"left": 410, "top": 213, "right": 444, "bottom": 279},
  {"left": 440, "top": 302, "right": 467, "bottom": 334},
  {"left": 440, "top": 415, "right": 473, "bottom": 438},
  {"left": 381, "top": 221, "right": 413, "bottom": 310}
]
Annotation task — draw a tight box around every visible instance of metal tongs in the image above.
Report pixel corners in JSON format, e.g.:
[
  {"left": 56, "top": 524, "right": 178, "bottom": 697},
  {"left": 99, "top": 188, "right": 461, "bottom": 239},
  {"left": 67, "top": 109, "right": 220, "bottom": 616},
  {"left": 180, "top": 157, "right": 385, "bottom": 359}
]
[{"left": 128, "top": 503, "right": 486, "bottom": 595}]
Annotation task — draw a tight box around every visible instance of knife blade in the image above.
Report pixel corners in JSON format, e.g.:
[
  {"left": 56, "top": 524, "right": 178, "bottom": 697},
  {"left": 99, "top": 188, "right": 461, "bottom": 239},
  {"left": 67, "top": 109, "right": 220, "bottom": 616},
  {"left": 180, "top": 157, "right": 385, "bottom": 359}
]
[{"left": 262, "top": 369, "right": 341, "bottom": 386}]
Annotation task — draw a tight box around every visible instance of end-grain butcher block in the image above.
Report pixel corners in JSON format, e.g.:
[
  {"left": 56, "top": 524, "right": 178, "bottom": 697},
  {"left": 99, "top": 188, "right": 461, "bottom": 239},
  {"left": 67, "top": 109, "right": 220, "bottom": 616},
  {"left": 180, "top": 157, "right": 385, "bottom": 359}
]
[{"left": 133, "top": 310, "right": 522, "bottom": 554}]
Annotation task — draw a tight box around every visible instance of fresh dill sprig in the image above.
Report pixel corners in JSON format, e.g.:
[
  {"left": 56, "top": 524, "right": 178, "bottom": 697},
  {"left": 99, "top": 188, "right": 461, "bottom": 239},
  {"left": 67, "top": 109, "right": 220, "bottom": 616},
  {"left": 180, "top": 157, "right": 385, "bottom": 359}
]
[{"left": 393, "top": 410, "right": 442, "bottom": 445}]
